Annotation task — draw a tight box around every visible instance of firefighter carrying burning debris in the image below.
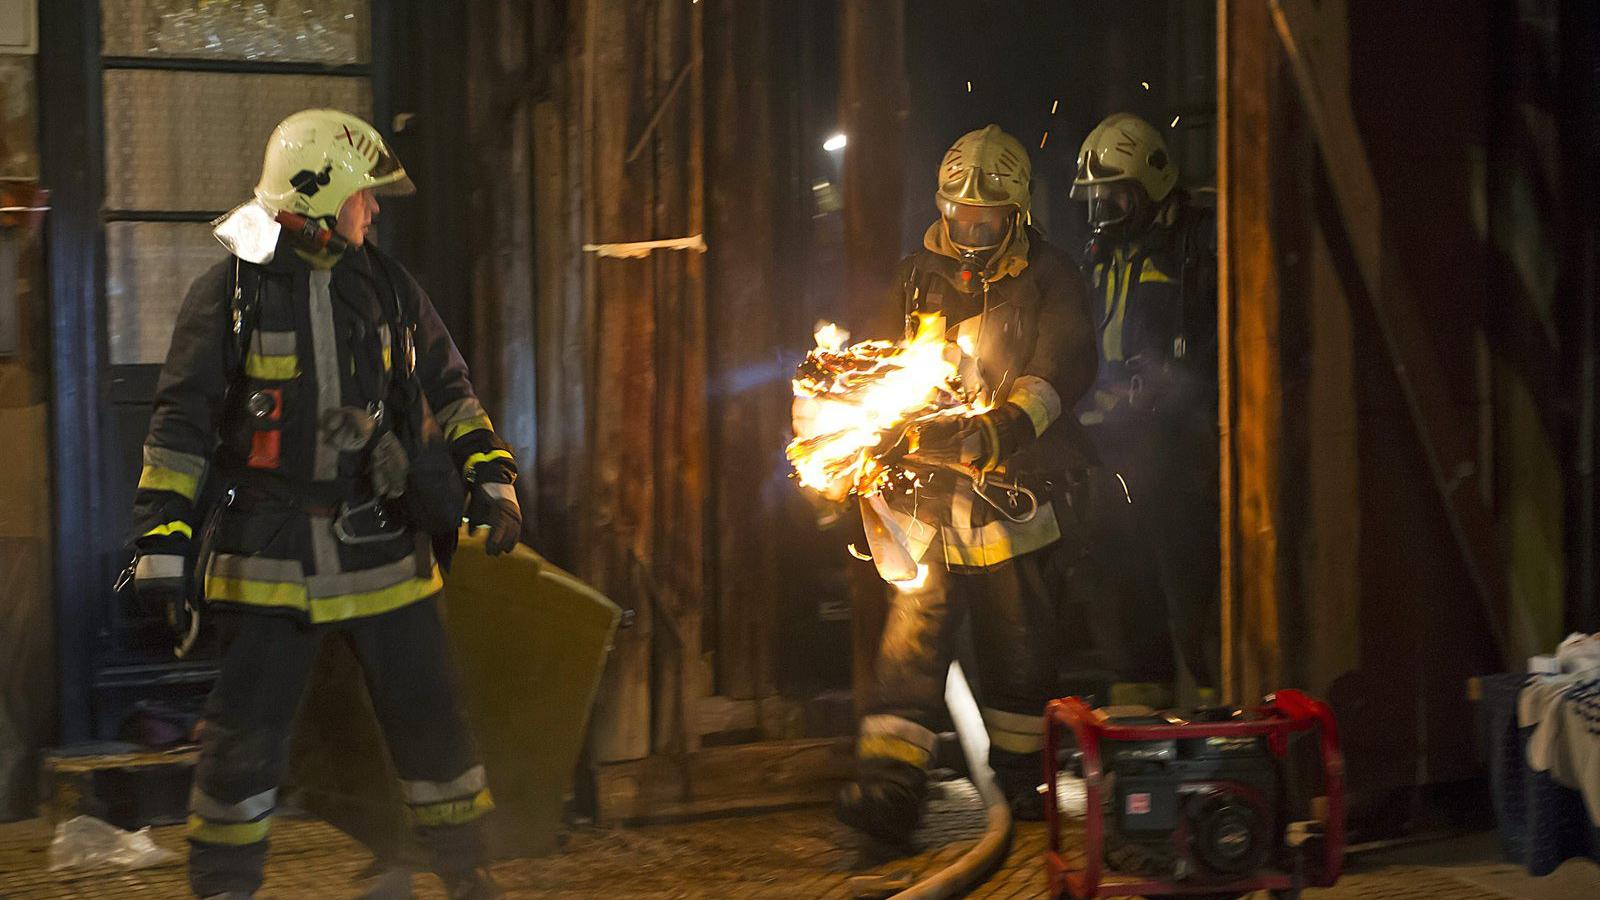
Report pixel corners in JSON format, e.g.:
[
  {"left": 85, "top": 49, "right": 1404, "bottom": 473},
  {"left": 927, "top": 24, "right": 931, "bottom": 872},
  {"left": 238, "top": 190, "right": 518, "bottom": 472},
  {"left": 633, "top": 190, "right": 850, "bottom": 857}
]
[
  {"left": 807, "top": 125, "right": 1111, "bottom": 842},
  {"left": 127, "top": 109, "right": 517, "bottom": 899}
]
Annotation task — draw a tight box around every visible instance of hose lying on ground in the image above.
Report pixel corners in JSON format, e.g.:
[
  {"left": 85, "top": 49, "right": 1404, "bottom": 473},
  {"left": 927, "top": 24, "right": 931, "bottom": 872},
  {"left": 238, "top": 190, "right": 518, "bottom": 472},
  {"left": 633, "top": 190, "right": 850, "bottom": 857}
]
[{"left": 891, "top": 661, "right": 1016, "bottom": 900}]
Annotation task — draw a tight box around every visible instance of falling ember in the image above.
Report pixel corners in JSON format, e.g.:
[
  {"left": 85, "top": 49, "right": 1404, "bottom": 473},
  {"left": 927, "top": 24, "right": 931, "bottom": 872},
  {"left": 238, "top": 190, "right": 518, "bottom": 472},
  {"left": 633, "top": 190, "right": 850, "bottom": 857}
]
[
  {"left": 966, "top": 80, "right": 972, "bottom": 93},
  {"left": 1141, "top": 81, "right": 1151, "bottom": 91},
  {"left": 1051, "top": 99, "right": 1059, "bottom": 114},
  {"left": 1170, "top": 114, "right": 1181, "bottom": 128},
  {"left": 788, "top": 315, "right": 986, "bottom": 501},
  {"left": 1040, "top": 131, "right": 1049, "bottom": 149}
]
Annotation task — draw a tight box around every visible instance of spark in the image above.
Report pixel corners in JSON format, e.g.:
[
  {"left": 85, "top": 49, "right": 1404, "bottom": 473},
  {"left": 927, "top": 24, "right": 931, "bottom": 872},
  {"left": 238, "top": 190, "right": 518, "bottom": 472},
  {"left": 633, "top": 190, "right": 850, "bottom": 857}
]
[
  {"left": 1170, "top": 114, "right": 1181, "bottom": 128},
  {"left": 823, "top": 132, "right": 848, "bottom": 152},
  {"left": 1114, "top": 472, "right": 1132, "bottom": 504},
  {"left": 1141, "top": 81, "right": 1150, "bottom": 91},
  {"left": 966, "top": 80, "right": 972, "bottom": 93},
  {"left": 847, "top": 543, "right": 872, "bottom": 562},
  {"left": 1040, "top": 131, "right": 1049, "bottom": 149},
  {"left": 1050, "top": 99, "right": 1059, "bottom": 114}
]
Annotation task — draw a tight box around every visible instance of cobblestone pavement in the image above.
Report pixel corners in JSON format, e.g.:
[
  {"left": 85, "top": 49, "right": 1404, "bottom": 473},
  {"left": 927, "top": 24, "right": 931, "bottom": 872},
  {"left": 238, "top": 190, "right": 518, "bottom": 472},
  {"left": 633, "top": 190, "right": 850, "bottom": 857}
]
[{"left": 5, "top": 791, "right": 1598, "bottom": 898}]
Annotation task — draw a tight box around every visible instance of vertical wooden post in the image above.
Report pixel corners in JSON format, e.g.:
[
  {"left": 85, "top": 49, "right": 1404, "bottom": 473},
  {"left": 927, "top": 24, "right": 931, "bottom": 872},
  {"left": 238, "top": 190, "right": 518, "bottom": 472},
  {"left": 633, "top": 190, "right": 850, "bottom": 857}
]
[
  {"left": 704, "top": 0, "right": 783, "bottom": 704},
  {"left": 839, "top": 0, "right": 906, "bottom": 716},
  {"left": 647, "top": 0, "right": 708, "bottom": 754},
  {"left": 584, "top": 0, "right": 658, "bottom": 763},
  {"left": 1218, "top": 0, "right": 1284, "bottom": 703}
]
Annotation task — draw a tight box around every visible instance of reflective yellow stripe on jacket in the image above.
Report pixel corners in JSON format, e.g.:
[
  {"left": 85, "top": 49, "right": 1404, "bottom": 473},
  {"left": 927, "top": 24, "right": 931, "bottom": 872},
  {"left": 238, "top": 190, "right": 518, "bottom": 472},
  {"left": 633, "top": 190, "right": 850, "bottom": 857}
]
[{"left": 204, "top": 553, "right": 444, "bottom": 624}]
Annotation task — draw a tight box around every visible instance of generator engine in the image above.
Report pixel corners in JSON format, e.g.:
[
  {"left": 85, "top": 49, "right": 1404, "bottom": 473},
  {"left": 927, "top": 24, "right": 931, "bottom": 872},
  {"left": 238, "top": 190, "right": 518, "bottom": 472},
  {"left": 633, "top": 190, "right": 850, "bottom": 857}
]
[{"left": 1100, "top": 706, "right": 1289, "bottom": 883}]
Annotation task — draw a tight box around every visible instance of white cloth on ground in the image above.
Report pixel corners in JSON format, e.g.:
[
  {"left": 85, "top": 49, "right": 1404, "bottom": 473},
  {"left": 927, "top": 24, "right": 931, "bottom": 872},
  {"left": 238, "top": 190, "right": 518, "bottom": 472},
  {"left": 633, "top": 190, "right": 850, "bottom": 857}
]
[{"left": 1519, "top": 672, "right": 1600, "bottom": 826}]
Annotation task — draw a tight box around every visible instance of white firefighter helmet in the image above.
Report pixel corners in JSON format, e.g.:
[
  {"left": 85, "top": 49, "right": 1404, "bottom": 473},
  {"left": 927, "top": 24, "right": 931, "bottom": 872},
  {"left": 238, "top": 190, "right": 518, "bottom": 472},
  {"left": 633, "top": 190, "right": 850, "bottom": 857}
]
[
  {"left": 1070, "top": 112, "right": 1177, "bottom": 204},
  {"left": 936, "top": 124, "right": 1031, "bottom": 252},
  {"left": 253, "top": 109, "right": 413, "bottom": 225}
]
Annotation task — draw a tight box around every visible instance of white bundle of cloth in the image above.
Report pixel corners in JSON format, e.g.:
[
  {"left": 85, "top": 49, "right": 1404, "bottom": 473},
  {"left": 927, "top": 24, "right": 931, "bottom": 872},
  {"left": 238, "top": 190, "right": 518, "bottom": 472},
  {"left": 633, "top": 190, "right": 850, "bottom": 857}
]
[{"left": 1519, "top": 657, "right": 1600, "bottom": 826}]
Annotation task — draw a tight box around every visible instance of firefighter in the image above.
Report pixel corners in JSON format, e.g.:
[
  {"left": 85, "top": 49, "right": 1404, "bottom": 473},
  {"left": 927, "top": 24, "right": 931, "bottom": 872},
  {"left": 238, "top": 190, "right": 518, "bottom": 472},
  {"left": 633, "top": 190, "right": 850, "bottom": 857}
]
[
  {"left": 1070, "top": 112, "right": 1219, "bottom": 698},
  {"left": 128, "top": 109, "right": 518, "bottom": 899},
  {"left": 836, "top": 125, "right": 1101, "bottom": 843}
]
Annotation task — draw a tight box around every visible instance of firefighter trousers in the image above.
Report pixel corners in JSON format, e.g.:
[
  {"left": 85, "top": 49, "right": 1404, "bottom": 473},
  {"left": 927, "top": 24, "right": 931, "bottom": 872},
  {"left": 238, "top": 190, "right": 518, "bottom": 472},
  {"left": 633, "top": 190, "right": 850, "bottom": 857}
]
[
  {"left": 188, "top": 598, "right": 489, "bottom": 897},
  {"left": 860, "top": 534, "right": 1112, "bottom": 800}
]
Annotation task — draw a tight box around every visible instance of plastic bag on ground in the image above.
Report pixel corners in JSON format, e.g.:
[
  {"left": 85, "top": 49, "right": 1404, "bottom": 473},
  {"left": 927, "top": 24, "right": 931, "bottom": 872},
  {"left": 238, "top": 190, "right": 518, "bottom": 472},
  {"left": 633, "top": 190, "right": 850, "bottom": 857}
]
[{"left": 48, "top": 815, "right": 179, "bottom": 871}]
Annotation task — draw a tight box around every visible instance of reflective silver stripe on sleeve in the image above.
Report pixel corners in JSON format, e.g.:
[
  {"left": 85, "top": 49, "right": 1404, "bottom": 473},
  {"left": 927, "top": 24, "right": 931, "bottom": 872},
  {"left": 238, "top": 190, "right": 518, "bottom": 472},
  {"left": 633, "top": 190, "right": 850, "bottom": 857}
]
[
  {"left": 190, "top": 786, "right": 277, "bottom": 823},
  {"left": 309, "top": 270, "right": 341, "bottom": 480},
  {"left": 859, "top": 714, "right": 939, "bottom": 754},
  {"left": 1008, "top": 375, "right": 1062, "bottom": 436},
  {"left": 135, "top": 554, "right": 184, "bottom": 581},
  {"left": 436, "top": 397, "right": 487, "bottom": 429},
  {"left": 143, "top": 444, "right": 208, "bottom": 479},
  {"left": 400, "top": 764, "right": 488, "bottom": 805}
]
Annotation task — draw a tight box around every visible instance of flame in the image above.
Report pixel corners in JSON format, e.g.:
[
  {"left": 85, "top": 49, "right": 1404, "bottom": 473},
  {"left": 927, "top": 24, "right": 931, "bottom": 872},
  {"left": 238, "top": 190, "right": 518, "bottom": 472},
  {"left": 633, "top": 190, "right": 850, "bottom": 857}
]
[
  {"left": 788, "top": 315, "right": 984, "bottom": 499},
  {"left": 892, "top": 563, "right": 931, "bottom": 592}
]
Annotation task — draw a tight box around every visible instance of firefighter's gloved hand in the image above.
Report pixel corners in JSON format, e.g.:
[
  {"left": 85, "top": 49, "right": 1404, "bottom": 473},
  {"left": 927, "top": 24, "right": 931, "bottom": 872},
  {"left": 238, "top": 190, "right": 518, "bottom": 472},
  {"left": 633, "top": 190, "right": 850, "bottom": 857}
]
[
  {"left": 132, "top": 553, "right": 195, "bottom": 642},
  {"left": 907, "top": 415, "right": 991, "bottom": 468},
  {"left": 466, "top": 482, "right": 521, "bottom": 556}
]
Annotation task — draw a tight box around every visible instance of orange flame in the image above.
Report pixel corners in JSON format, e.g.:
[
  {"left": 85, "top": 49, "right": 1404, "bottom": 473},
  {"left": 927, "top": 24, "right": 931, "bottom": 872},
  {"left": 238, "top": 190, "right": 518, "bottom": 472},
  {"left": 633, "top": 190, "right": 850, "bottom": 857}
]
[{"left": 788, "top": 315, "right": 984, "bottom": 499}]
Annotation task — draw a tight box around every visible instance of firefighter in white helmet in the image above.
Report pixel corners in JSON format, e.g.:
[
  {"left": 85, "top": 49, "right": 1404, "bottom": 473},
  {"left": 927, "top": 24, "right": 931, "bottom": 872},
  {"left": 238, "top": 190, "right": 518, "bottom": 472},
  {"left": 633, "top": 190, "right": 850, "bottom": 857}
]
[
  {"left": 1072, "top": 112, "right": 1219, "bottom": 700},
  {"left": 835, "top": 125, "right": 1109, "bottom": 843},
  {"left": 128, "top": 109, "right": 515, "bottom": 899}
]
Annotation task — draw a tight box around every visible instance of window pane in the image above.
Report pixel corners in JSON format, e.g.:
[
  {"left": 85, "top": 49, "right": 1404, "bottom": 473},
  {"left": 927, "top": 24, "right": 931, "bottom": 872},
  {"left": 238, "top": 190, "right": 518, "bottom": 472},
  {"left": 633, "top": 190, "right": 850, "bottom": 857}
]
[
  {"left": 106, "top": 222, "right": 227, "bottom": 365},
  {"left": 103, "top": 69, "right": 371, "bottom": 212},
  {"left": 101, "top": 0, "right": 370, "bottom": 64}
]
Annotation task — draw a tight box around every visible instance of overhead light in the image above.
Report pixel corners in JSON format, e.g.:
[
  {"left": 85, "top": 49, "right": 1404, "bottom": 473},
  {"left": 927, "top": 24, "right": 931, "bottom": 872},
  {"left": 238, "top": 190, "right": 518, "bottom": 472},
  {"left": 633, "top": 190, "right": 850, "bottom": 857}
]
[{"left": 823, "top": 133, "right": 848, "bottom": 152}]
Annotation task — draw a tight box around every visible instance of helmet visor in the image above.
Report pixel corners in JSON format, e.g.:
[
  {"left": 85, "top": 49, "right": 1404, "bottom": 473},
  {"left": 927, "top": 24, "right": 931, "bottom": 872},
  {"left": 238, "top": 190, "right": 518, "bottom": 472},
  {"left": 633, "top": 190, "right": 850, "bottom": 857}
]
[
  {"left": 1086, "top": 182, "right": 1139, "bottom": 231},
  {"left": 937, "top": 197, "right": 1014, "bottom": 251},
  {"left": 369, "top": 147, "right": 416, "bottom": 196}
]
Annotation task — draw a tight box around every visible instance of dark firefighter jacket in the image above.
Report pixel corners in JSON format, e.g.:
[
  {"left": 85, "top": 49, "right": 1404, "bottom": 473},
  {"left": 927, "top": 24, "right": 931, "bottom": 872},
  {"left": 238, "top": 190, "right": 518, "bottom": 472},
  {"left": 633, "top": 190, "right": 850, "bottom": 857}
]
[
  {"left": 883, "top": 223, "right": 1098, "bottom": 570},
  {"left": 130, "top": 234, "right": 515, "bottom": 624},
  {"left": 1080, "top": 190, "right": 1218, "bottom": 432}
]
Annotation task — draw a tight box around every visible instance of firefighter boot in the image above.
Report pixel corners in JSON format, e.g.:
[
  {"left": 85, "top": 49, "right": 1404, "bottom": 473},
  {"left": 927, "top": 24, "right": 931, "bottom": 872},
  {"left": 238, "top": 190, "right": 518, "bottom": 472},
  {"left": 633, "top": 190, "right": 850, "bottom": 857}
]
[{"left": 836, "top": 759, "right": 928, "bottom": 845}]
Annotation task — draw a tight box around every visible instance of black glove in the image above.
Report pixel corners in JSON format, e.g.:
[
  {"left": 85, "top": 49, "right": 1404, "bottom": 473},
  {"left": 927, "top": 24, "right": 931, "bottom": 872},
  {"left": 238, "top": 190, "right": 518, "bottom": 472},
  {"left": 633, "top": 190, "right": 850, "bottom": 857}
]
[
  {"left": 906, "top": 415, "right": 989, "bottom": 468},
  {"left": 132, "top": 552, "right": 198, "bottom": 653},
  {"left": 466, "top": 481, "right": 522, "bottom": 556}
]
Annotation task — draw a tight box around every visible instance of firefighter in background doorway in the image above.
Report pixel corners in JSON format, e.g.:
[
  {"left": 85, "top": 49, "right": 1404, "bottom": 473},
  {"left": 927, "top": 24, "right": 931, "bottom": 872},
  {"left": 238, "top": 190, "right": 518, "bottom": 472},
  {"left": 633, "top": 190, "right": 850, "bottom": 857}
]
[
  {"left": 1071, "top": 112, "right": 1220, "bottom": 701},
  {"left": 128, "top": 109, "right": 519, "bottom": 899},
  {"left": 835, "top": 125, "right": 1106, "bottom": 843}
]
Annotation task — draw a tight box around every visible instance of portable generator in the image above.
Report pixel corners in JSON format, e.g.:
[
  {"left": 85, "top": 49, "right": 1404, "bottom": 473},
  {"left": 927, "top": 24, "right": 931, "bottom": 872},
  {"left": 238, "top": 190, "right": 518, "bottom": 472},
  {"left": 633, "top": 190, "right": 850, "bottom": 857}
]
[{"left": 1043, "top": 690, "right": 1344, "bottom": 899}]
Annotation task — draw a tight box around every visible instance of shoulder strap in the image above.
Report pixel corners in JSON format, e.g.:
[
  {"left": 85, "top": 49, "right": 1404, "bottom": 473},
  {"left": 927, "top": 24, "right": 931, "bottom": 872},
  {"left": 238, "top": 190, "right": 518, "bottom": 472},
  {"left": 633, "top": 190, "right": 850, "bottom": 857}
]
[{"left": 226, "top": 257, "right": 265, "bottom": 381}]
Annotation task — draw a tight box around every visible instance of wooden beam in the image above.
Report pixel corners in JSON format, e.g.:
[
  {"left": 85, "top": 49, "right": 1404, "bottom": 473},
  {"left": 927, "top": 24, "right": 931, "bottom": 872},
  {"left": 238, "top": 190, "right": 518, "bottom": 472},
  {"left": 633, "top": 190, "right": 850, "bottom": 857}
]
[
  {"left": 1218, "top": 0, "right": 1285, "bottom": 703},
  {"left": 1270, "top": 0, "right": 1511, "bottom": 664},
  {"left": 594, "top": 737, "right": 853, "bottom": 824},
  {"left": 840, "top": 0, "right": 906, "bottom": 718}
]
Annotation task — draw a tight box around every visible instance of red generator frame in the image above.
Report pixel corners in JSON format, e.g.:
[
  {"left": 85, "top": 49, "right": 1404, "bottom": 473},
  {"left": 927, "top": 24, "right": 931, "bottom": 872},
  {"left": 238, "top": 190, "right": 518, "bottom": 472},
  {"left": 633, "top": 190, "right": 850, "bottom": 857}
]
[{"left": 1043, "top": 689, "right": 1345, "bottom": 899}]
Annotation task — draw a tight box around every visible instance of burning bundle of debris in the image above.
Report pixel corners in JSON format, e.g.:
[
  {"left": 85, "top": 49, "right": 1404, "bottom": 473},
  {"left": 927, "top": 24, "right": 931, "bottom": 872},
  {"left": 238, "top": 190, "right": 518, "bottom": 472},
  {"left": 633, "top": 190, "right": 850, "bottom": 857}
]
[{"left": 787, "top": 315, "right": 987, "bottom": 502}]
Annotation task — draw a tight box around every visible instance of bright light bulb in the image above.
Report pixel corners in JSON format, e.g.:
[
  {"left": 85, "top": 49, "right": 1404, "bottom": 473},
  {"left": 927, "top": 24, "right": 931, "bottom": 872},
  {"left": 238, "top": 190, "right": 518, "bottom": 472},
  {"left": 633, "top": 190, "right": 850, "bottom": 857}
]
[{"left": 823, "top": 133, "right": 848, "bottom": 152}]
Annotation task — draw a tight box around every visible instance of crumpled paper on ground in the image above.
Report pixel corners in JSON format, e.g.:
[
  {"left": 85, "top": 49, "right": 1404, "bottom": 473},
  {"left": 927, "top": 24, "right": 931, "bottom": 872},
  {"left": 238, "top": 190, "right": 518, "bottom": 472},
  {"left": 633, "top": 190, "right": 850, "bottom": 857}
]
[{"left": 48, "top": 815, "right": 178, "bottom": 871}]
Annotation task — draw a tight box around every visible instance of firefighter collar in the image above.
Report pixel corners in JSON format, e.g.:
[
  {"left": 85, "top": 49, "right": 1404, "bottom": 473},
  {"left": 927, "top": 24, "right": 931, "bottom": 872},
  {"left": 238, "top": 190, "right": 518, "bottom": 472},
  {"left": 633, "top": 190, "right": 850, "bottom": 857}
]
[{"left": 922, "top": 220, "right": 1030, "bottom": 282}]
